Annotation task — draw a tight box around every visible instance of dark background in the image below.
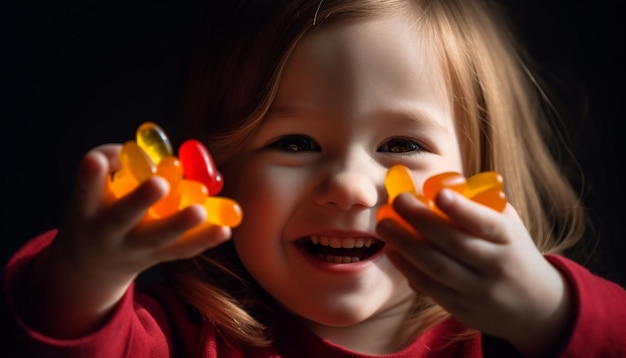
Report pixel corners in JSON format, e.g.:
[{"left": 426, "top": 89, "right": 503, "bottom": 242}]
[{"left": 2, "top": 1, "right": 625, "bottom": 285}]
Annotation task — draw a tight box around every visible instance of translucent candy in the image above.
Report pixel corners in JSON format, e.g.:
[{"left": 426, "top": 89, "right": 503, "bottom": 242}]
[
  {"left": 465, "top": 171, "right": 503, "bottom": 198},
  {"left": 204, "top": 197, "right": 243, "bottom": 228},
  {"left": 136, "top": 122, "right": 173, "bottom": 165},
  {"left": 155, "top": 156, "right": 183, "bottom": 190},
  {"left": 384, "top": 165, "right": 416, "bottom": 203},
  {"left": 149, "top": 156, "right": 183, "bottom": 218},
  {"left": 178, "top": 180, "right": 209, "bottom": 209},
  {"left": 178, "top": 139, "right": 224, "bottom": 196},
  {"left": 423, "top": 172, "right": 467, "bottom": 200},
  {"left": 378, "top": 164, "right": 506, "bottom": 228},
  {"left": 109, "top": 141, "right": 156, "bottom": 198},
  {"left": 465, "top": 171, "right": 506, "bottom": 212},
  {"left": 108, "top": 122, "right": 243, "bottom": 228}
]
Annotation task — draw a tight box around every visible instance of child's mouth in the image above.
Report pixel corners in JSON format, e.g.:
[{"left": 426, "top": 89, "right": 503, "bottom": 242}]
[{"left": 301, "top": 235, "right": 384, "bottom": 263}]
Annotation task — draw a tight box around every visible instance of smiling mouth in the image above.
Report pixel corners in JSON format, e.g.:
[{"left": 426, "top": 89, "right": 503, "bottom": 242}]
[{"left": 302, "top": 235, "right": 384, "bottom": 263}]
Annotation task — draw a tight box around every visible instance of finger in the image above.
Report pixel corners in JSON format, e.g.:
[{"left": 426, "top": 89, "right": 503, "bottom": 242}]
[
  {"left": 393, "top": 191, "right": 503, "bottom": 272},
  {"left": 97, "top": 176, "right": 169, "bottom": 239},
  {"left": 386, "top": 246, "right": 479, "bottom": 319},
  {"left": 68, "top": 149, "right": 114, "bottom": 219},
  {"left": 377, "top": 217, "right": 477, "bottom": 287},
  {"left": 91, "top": 144, "right": 123, "bottom": 172},
  {"left": 434, "top": 189, "right": 509, "bottom": 244},
  {"left": 127, "top": 204, "right": 207, "bottom": 249},
  {"left": 385, "top": 246, "right": 461, "bottom": 298},
  {"left": 156, "top": 222, "right": 232, "bottom": 262}
]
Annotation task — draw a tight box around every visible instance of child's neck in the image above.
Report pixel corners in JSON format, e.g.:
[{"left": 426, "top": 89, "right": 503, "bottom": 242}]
[{"left": 303, "top": 294, "right": 415, "bottom": 355}]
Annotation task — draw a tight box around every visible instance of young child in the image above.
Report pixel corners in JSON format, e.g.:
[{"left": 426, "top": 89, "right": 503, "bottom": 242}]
[{"left": 4, "top": 0, "right": 626, "bottom": 356}]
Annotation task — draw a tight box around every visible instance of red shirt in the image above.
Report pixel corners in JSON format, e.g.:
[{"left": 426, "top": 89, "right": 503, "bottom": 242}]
[{"left": 3, "top": 230, "right": 626, "bottom": 357}]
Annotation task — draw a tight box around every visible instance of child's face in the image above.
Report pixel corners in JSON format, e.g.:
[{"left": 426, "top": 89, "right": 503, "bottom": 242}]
[{"left": 221, "top": 12, "right": 464, "bottom": 329}]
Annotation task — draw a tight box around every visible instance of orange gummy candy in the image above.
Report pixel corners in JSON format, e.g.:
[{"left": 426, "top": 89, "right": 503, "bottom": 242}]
[{"left": 378, "top": 165, "right": 506, "bottom": 228}]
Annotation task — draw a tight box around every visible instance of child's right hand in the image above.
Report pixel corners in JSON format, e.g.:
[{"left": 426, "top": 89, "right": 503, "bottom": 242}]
[{"left": 19, "top": 144, "right": 232, "bottom": 338}]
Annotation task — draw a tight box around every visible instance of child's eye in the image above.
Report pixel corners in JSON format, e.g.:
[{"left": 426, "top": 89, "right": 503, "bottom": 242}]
[
  {"left": 268, "top": 134, "right": 321, "bottom": 152},
  {"left": 378, "top": 137, "right": 423, "bottom": 154}
]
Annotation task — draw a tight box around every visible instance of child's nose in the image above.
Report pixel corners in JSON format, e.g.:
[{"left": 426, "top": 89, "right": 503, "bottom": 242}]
[{"left": 313, "top": 161, "right": 379, "bottom": 210}]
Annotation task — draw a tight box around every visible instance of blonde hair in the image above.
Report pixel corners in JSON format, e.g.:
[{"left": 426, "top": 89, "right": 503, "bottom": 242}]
[{"left": 166, "top": 0, "right": 588, "bottom": 348}]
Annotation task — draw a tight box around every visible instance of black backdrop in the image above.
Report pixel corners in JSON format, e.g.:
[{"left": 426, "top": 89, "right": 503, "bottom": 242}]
[{"left": 2, "top": 1, "right": 625, "bottom": 285}]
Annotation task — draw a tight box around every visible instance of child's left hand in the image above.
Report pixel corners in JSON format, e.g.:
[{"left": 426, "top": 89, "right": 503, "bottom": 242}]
[{"left": 376, "top": 189, "right": 573, "bottom": 356}]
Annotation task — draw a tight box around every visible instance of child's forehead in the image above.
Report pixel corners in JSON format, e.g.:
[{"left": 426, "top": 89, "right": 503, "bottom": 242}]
[
  {"left": 276, "top": 12, "right": 449, "bottom": 112},
  {"left": 262, "top": 10, "right": 456, "bottom": 144},
  {"left": 296, "top": 9, "right": 436, "bottom": 72}
]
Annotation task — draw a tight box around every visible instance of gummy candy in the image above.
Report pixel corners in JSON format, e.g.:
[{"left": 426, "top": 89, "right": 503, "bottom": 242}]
[
  {"left": 136, "top": 121, "right": 174, "bottom": 165},
  {"left": 179, "top": 139, "right": 224, "bottom": 196},
  {"left": 377, "top": 164, "right": 506, "bottom": 230},
  {"left": 107, "top": 122, "right": 242, "bottom": 228}
]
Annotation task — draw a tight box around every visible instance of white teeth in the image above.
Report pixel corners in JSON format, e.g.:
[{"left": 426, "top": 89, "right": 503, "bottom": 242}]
[
  {"left": 343, "top": 237, "right": 355, "bottom": 248},
  {"left": 310, "top": 235, "right": 374, "bottom": 249},
  {"left": 308, "top": 235, "right": 379, "bottom": 263},
  {"left": 329, "top": 237, "right": 342, "bottom": 248}
]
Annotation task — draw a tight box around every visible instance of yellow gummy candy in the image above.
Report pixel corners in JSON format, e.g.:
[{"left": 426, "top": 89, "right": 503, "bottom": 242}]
[
  {"left": 136, "top": 121, "right": 173, "bottom": 165},
  {"left": 385, "top": 164, "right": 417, "bottom": 203}
]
